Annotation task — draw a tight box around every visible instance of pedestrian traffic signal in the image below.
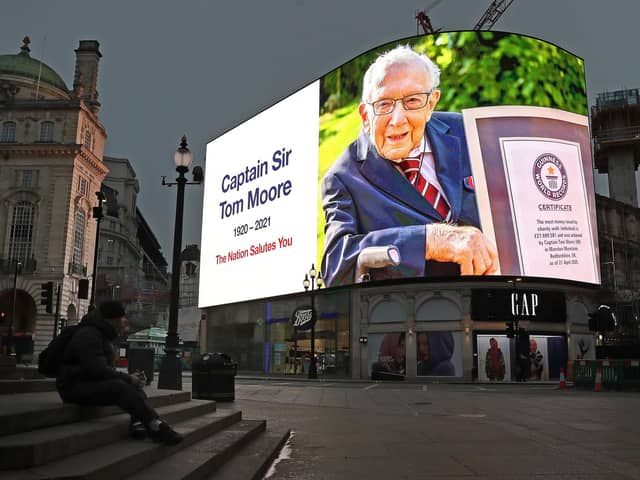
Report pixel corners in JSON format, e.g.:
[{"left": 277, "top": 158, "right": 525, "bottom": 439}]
[
  {"left": 41, "top": 282, "right": 54, "bottom": 313},
  {"left": 505, "top": 321, "right": 515, "bottom": 338},
  {"left": 588, "top": 305, "right": 615, "bottom": 332}
]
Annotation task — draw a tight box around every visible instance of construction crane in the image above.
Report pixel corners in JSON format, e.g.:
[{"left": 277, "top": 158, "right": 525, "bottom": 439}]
[
  {"left": 473, "top": 0, "right": 515, "bottom": 30},
  {"left": 416, "top": 0, "right": 515, "bottom": 35}
]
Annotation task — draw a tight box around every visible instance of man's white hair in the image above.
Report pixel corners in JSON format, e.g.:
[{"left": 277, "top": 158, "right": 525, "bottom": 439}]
[{"left": 361, "top": 45, "right": 441, "bottom": 103}]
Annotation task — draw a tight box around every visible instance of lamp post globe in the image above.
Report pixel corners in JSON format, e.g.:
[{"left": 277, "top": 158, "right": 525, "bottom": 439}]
[{"left": 174, "top": 135, "right": 192, "bottom": 169}]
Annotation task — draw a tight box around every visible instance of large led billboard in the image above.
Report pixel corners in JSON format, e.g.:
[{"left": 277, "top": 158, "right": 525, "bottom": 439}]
[{"left": 200, "top": 31, "right": 598, "bottom": 308}]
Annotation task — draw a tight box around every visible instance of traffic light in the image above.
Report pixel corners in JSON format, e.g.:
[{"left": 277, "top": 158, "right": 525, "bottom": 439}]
[
  {"left": 78, "top": 279, "right": 89, "bottom": 299},
  {"left": 41, "top": 282, "right": 54, "bottom": 313},
  {"left": 505, "top": 321, "right": 515, "bottom": 338},
  {"left": 588, "top": 305, "right": 616, "bottom": 332}
]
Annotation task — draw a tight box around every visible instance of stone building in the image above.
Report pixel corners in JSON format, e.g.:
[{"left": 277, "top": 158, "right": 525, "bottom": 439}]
[
  {"left": 0, "top": 37, "right": 106, "bottom": 355},
  {"left": 95, "top": 157, "right": 170, "bottom": 330},
  {"left": 179, "top": 244, "right": 199, "bottom": 308}
]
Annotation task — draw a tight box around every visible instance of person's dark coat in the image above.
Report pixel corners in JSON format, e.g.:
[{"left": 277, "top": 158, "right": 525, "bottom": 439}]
[
  {"left": 57, "top": 310, "right": 131, "bottom": 391},
  {"left": 321, "top": 112, "right": 479, "bottom": 287}
]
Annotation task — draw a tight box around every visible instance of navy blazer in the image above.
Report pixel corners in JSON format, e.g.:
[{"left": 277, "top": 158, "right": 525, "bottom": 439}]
[{"left": 321, "top": 111, "right": 480, "bottom": 287}]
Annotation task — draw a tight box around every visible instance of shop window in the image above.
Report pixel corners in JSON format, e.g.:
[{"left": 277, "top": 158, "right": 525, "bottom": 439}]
[
  {"left": 369, "top": 300, "right": 406, "bottom": 323},
  {"left": 416, "top": 297, "right": 460, "bottom": 321}
]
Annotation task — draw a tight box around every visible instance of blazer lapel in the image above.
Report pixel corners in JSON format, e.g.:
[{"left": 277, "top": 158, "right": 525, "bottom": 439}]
[
  {"left": 356, "top": 130, "right": 442, "bottom": 220},
  {"left": 427, "top": 116, "right": 462, "bottom": 222}
]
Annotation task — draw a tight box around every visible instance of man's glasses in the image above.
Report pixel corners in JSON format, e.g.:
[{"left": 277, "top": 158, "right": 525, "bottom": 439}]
[{"left": 368, "top": 91, "right": 434, "bottom": 116}]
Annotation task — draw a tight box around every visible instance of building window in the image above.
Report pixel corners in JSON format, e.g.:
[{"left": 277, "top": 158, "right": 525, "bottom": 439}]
[
  {"left": 84, "top": 130, "right": 92, "bottom": 149},
  {"left": 22, "top": 170, "right": 33, "bottom": 187},
  {"left": 78, "top": 177, "right": 88, "bottom": 196},
  {"left": 1, "top": 121, "right": 16, "bottom": 143},
  {"left": 72, "top": 209, "right": 85, "bottom": 267},
  {"left": 185, "top": 262, "right": 197, "bottom": 276},
  {"left": 40, "top": 121, "right": 54, "bottom": 142},
  {"left": 106, "top": 256, "right": 113, "bottom": 265},
  {"left": 9, "top": 201, "right": 35, "bottom": 262}
]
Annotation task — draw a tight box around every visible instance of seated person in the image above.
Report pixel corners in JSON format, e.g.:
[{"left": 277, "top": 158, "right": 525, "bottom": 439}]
[{"left": 56, "top": 301, "right": 182, "bottom": 445}]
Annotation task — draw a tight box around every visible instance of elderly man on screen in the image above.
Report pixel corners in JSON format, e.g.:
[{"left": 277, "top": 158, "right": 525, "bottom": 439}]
[{"left": 321, "top": 45, "right": 499, "bottom": 286}]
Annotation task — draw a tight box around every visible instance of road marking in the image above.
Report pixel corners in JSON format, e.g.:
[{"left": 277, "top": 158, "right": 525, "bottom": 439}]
[
  {"left": 364, "top": 384, "right": 378, "bottom": 390},
  {"left": 272, "top": 382, "right": 293, "bottom": 386},
  {"left": 458, "top": 413, "right": 487, "bottom": 418}
]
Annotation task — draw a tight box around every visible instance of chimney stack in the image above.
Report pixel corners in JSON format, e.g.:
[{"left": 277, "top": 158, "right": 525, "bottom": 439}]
[{"left": 73, "top": 40, "right": 102, "bottom": 113}]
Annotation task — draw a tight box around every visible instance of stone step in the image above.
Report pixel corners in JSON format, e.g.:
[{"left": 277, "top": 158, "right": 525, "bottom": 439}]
[
  {"left": 208, "top": 428, "right": 291, "bottom": 480},
  {"left": 0, "top": 398, "right": 219, "bottom": 469},
  {"left": 126, "top": 419, "right": 267, "bottom": 480},
  {"left": 0, "top": 388, "right": 192, "bottom": 436},
  {"left": 0, "top": 365, "right": 43, "bottom": 380},
  {"left": 0, "top": 379, "right": 56, "bottom": 394},
  {"left": 6, "top": 409, "right": 244, "bottom": 480}
]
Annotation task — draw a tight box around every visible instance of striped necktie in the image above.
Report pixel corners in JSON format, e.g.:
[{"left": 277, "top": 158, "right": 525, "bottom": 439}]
[{"left": 399, "top": 157, "right": 451, "bottom": 221}]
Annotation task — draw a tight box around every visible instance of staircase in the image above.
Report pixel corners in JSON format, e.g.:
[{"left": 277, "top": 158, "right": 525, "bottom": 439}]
[{"left": 0, "top": 383, "right": 290, "bottom": 479}]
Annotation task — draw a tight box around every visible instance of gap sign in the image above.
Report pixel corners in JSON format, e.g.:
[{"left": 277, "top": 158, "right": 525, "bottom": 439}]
[{"left": 471, "top": 289, "right": 566, "bottom": 323}]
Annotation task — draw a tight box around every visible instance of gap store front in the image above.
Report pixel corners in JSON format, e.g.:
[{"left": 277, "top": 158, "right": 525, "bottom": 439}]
[{"left": 200, "top": 31, "right": 601, "bottom": 380}]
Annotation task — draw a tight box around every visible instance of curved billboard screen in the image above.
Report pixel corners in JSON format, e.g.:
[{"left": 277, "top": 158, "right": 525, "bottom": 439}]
[{"left": 200, "top": 31, "right": 599, "bottom": 308}]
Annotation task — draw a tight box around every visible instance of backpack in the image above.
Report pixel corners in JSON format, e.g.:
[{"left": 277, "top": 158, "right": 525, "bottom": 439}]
[{"left": 37, "top": 325, "right": 81, "bottom": 378}]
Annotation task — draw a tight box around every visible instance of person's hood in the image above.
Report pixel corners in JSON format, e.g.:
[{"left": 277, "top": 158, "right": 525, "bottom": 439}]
[
  {"left": 424, "top": 332, "right": 454, "bottom": 371},
  {"left": 79, "top": 309, "right": 118, "bottom": 341}
]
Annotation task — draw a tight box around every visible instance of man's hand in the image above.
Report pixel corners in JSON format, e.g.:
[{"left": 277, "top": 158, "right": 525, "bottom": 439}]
[
  {"left": 426, "top": 223, "right": 499, "bottom": 275},
  {"left": 129, "top": 372, "right": 142, "bottom": 386}
]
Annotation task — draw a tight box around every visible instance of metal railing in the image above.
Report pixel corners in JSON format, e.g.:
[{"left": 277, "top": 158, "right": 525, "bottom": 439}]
[{"left": 68, "top": 262, "right": 87, "bottom": 276}]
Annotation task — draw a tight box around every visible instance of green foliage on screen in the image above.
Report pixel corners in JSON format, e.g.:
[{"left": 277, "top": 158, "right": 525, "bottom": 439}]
[
  {"left": 320, "top": 31, "right": 587, "bottom": 116},
  {"left": 316, "top": 31, "right": 587, "bottom": 268}
]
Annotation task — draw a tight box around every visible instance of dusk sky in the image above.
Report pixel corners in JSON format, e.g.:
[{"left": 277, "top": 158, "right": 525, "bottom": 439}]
[{"left": 3, "top": 0, "right": 639, "bottom": 261}]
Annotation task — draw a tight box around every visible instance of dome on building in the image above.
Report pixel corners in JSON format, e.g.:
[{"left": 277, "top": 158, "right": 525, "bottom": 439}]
[{"left": 0, "top": 37, "right": 68, "bottom": 92}]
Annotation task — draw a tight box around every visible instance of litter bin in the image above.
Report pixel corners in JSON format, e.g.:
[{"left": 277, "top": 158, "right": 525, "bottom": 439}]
[
  {"left": 192, "top": 352, "right": 237, "bottom": 401},
  {"left": 127, "top": 348, "right": 154, "bottom": 385}
]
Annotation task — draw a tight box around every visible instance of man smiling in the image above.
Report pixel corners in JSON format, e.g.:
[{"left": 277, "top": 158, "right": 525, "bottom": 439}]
[{"left": 321, "top": 45, "right": 499, "bottom": 286}]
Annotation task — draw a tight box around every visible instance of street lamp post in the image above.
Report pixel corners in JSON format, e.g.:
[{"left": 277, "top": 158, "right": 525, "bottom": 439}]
[
  {"left": 158, "top": 136, "right": 203, "bottom": 390},
  {"left": 7, "top": 260, "right": 22, "bottom": 357},
  {"left": 303, "top": 264, "right": 323, "bottom": 379}
]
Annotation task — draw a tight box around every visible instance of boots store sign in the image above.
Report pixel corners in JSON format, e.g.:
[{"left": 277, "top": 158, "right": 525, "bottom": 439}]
[
  {"left": 471, "top": 290, "right": 566, "bottom": 322},
  {"left": 291, "top": 306, "right": 317, "bottom": 330}
]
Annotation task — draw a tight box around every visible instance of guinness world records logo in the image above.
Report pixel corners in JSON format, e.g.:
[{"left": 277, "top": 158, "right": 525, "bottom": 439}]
[{"left": 533, "top": 153, "right": 568, "bottom": 201}]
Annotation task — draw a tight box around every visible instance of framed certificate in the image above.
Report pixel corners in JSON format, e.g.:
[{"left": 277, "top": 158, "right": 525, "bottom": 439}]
[{"left": 462, "top": 106, "right": 600, "bottom": 284}]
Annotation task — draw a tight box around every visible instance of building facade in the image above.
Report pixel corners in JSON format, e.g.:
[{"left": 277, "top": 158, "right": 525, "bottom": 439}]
[
  {"left": 95, "top": 156, "right": 170, "bottom": 330},
  {"left": 0, "top": 37, "right": 107, "bottom": 355}
]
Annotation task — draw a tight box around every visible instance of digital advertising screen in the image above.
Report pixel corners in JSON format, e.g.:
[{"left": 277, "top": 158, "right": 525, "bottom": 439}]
[{"left": 200, "top": 31, "right": 598, "bottom": 308}]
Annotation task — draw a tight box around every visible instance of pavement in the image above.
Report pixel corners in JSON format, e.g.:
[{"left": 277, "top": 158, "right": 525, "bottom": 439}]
[
  {"left": 4, "top": 371, "right": 640, "bottom": 479},
  {"left": 223, "top": 376, "right": 640, "bottom": 480}
]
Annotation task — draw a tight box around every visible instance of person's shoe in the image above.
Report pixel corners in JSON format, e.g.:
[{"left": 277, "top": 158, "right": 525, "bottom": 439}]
[
  {"left": 150, "top": 422, "right": 183, "bottom": 446},
  {"left": 129, "top": 421, "right": 147, "bottom": 440}
]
